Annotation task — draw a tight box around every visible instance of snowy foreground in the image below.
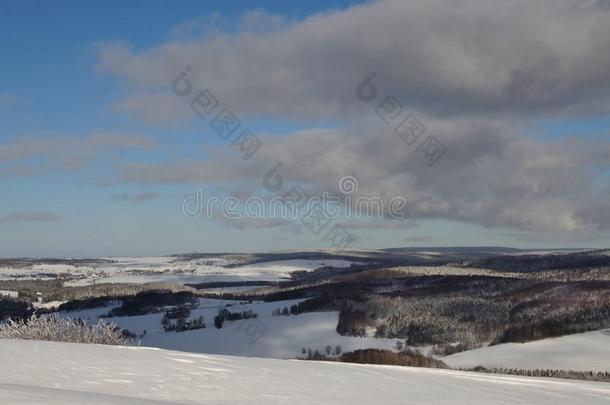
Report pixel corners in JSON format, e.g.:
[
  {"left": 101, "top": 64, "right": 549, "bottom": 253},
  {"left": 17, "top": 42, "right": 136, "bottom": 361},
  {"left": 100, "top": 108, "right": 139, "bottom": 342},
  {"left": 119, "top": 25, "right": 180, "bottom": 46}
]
[
  {"left": 444, "top": 329, "right": 610, "bottom": 372},
  {"left": 0, "top": 340, "right": 609, "bottom": 404}
]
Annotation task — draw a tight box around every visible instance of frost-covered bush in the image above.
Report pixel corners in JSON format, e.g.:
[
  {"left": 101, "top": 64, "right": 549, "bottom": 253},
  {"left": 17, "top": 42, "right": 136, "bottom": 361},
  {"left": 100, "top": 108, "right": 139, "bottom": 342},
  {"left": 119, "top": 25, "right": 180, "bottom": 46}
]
[{"left": 0, "top": 315, "right": 134, "bottom": 345}]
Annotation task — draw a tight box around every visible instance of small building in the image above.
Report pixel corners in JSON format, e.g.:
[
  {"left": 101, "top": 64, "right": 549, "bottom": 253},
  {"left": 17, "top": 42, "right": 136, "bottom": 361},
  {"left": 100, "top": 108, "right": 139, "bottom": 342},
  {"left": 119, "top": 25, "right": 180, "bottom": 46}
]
[{"left": 0, "top": 290, "right": 19, "bottom": 299}]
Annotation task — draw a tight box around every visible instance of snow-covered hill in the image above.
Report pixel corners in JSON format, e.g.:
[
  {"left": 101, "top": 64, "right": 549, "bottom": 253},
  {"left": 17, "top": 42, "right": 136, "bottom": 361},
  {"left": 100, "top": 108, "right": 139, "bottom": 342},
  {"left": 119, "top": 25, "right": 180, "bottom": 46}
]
[
  {"left": 444, "top": 329, "right": 610, "bottom": 372},
  {"left": 0, "top": 340, "right": 608, "bottom": 404},
  {"left": 0, "top": 257, "right": 357, "bottom": 285}
]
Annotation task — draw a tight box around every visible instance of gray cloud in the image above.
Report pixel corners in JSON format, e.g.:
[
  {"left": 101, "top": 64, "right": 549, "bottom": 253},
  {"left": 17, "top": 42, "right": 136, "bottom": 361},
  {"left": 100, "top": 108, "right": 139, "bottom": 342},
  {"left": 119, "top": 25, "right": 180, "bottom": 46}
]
[
  {"left": 112, "top": 191, "right": 160, "bottom": 202},
  {"left": 0, "top": 211, "right": 60, "bottom": 223},
  {"left": 0, "top": 132, "right": 155, "bottom": 175},
  {"left": 119, "top": 119, "right": 610, "bottom": 237},
  {"left": 98, "top": 0, "right": 610, "bottom": 123},
  {"left": 111, "top": 93, "right": 192, "bottom": 128}
]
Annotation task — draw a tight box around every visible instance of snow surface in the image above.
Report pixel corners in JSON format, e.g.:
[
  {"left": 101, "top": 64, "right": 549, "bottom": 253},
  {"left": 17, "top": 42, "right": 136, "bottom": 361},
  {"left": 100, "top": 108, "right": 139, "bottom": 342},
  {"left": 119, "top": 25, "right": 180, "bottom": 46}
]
[
  {"left": 59, "top": 298, "right": 398, "bottom": 358},
  {"left": 444, "top": 329, "right": 610, "bottom": 372},
  {"left": 33, "top": 300, "right": 67, "bottom": 310},
  {"left": 0, "top": 339, "right": 608, "bottom": 405}
]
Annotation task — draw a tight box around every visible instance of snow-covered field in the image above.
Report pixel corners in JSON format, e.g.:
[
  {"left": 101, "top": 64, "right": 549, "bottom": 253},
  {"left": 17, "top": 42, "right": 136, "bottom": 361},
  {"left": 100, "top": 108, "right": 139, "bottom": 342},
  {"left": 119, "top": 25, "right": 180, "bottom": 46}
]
[
  {"left": 60, "top": 298, "right": 397, "bottom": 358},
  {"left": 94, "top": 258, "right": 356, "bottom": 285},
  {"left": 444, "top": 329, "right": 610, "bottom": 372},
  {"left": 0, "top": 257, "right": 357, "bottom": 286},
  {"left": 0, "top": 339, "right": 608, "bottom": 405}
]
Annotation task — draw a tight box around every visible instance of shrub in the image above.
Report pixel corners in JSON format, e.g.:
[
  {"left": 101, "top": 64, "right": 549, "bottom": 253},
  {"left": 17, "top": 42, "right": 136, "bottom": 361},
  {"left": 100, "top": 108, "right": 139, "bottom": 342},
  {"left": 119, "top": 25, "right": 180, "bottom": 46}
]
[
  {"left": 214, "top": 308, "right": 258, "bottom": 329},
  {"left": 0, "top": 315, "right": 134, "bottom": 345},
  {"left": 340, "top": 348, "right": 448, "bottom": 368},
  {"left": 299, "top": 348, "right": 448, "bottom": 368},
  {"left": 0, "top": 297, "right": 30, "bottom": 321}
]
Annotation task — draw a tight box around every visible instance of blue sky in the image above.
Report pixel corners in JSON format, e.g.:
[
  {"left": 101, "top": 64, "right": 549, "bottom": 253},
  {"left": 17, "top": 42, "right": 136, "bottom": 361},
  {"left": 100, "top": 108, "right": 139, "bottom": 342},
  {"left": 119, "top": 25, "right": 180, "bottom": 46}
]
[
  {"left": 1, "top": 0, "right": 609, "bottom": 257},
  {"left": 0, "top": 0, "right": 366, "bottom": 257}
]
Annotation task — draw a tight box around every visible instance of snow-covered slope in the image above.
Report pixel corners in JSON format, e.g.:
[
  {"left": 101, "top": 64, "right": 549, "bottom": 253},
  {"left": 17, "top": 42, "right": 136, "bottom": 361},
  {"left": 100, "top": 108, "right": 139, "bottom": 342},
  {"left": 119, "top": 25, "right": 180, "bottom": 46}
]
[
  {"left": 444, "top": 329, "right": 610, "bottom": 372},
  {"left": 0, "top": 340, "right": 608, "bottom": 404}
]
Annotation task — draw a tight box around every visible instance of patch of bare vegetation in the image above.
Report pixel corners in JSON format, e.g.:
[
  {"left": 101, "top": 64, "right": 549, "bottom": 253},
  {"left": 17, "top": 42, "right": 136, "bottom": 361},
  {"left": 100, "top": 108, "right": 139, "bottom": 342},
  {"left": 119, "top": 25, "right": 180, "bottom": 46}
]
[
  {"left": 464, "top": 366, "right": 610, "bottom": 383},
  {"left": 300, "top": 348, "right": 448, "bottom": 369},
  {"left": 0, "top": 315, "right": 134, "bottom": 345}
]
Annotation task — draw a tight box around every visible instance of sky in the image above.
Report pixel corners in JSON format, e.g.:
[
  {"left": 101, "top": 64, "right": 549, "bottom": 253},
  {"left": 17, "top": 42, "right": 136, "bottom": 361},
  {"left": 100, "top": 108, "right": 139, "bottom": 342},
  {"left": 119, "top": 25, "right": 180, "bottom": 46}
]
[{"left": 1, "top": 0, "right": 609, "bottom": 257}]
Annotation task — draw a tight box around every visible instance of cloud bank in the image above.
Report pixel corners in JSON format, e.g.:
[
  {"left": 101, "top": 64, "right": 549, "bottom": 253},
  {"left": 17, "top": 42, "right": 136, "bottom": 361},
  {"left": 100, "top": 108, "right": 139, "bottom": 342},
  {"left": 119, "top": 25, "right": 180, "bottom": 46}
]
[
  {"left": 94, "top": 0, "right": 610, "bottom": 241},
  {"left": 99, "top": 0, "right": 610, "bottom": 121}
]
